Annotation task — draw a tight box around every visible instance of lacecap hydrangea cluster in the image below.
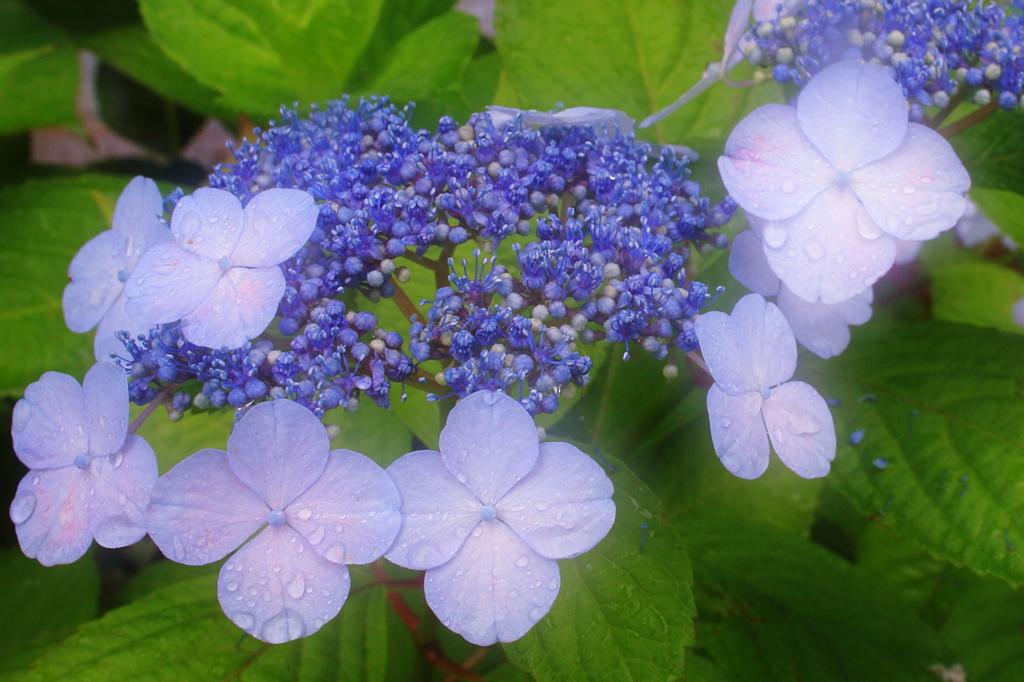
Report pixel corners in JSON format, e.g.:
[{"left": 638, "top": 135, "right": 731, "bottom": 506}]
[
  {"left": 742, "top": 0, "right": 1024, "bottom": 117},
  {"left": 119, "top": 98, "right": 735, "bottom": 417}
]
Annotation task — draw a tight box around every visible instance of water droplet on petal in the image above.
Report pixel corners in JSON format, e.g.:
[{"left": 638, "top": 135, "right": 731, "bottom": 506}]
[
  {"left": 763, "top": 225, "right": 787, "bottom": 249},
  {"left": 803, "top": 240, "right": 825, "bottom": 261},
  {"left": 10, "top": 492, "right": 36, "bottom": 524},
  {"left": 286, "top": 572, "right": 306, "bottom": 600}
]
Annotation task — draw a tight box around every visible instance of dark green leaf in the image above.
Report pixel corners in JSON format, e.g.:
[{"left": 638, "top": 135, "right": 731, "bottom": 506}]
[
  {"left": 970, "top": 186, "right": 1024, "bottom": 246},
  {"left": 940, "top": 574, "right": 1024, "bottom": 682},
  {"left": 952, "top": 109, "right": 1024, "bottom": 195}
]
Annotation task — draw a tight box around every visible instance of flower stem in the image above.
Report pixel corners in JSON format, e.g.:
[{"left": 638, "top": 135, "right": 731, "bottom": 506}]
[
  {"left": 127, "top": 392, "right": 167, "bottom": 435},
  {"left": 938, "top": 100, "right": 999, "bottom": 139},
  {"left": 390, "top": 281, "right": 424, "bottom": 325}
]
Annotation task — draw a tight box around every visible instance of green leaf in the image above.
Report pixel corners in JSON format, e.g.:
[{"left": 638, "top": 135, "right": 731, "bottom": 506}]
[
  {"left": 0, "top": 1, "right": 78, "bottom": 133},
  {"left": 139, "top": 0, "right": 385, "bottom": 117},
  {"left": 0, "top": 547, "right": 100, "bottom": 676},
  {"left": 321, "top": 396, "right": 414, "bottom": 468},
  {"left": 683, "top": 521, "right": 950, "bottom": 682},
  {"left": 940, "top": 574, "right": 1024, "bottom": 682},
  {"left": 932, "top": 261, "right": 1024, "bottom": 335},
  {"left": 0, "top": 174, "right": 134, "bottom": 396},
  {"left": 503, "top": 453, "right": 695, "bottom": 680},
  {"left": 952, "top": 109, "right": 1024, "bottom": 195},
  {"left": 970, "top": 186, "right": 1024, "bottom": 246},
  {"left": 132, "top": 407, "right": 236, "bottom": 474},
  {"left": 804, "top": 320, "right": 1024, "bottom": 586}
]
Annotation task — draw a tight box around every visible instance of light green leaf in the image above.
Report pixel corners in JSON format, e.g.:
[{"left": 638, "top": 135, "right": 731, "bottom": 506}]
[
  {"left": 321, "top": 396, "right": 414, "bottom": 468},
  {"left": 503, "top": 453, "right": 695, "bottom": 680},
  {"left": 932, "top": 261, "right": 1024, "bottom": 335},
  {"left": 970, "top": 186, "right": 1024, "bottom": 246},
  {"left": 0, "top": 174, "right": 134, "bottom": 396},
  {"left": 131, "top": 406, "right": 236, "bottom": 474},
  {"left": 804, "top": 320, "right": 1024, "bottom": 586},
  {"left": 952, "top": 109, "right": 1024, "bottom": 196}
]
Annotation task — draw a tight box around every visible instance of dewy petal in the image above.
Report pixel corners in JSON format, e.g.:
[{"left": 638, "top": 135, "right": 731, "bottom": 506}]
[
  {"left": 424, "top": 521, "right": 560, "bottom": 646},
  {"left": 12, "top": 372, "right": 86, "bottom": 470},
  {"left": 227, "top": 400, "right": 329, "bottom": 511},
  {"left": 94, "top": 294, "right": 152, "bottom": 362},
  {"left": 722, "top": 0, "right": 755, "bottom": 66},
  {"left": 761, "top": 381, "right": 836, "bottom": 479},
  {"left": 288, "top": 449, "right": 402, "bottom": 566},
  {"left": 170, "top": 188, "right": 244, "bottom": 261},
  {"left": 81, "top": 361, "right": 129, "bottom": 458},
  {"left": 89, "top": 435, "right": 158, "bottom": 548},
  {"left": 731, "top": 293, "right": 797, "bottom": 389},
  {"left": 385, "top": 450, "right": 483, "bottom": 570},
  {"left": 12, "top": 466, "right": 92, "bottom": 566},
  {"left": 718, "top": 103, "right": 833, "bottom": 221},
  {"left": 439, "top": 391, "right": 540, "bottom": 505},
  {"left": 183, "top": 265, "right": 285, "bottom": 349},
  {"left": 232, "top": 189, "right": 319, "bottom": 268},
  {"left": 777, "top": 285, "right": 873, "bottom": 359},
  {"left": 124, "top": 241, "right": 222, "bottom": 324},
  {"left": 219, "top": 525, "right": 351, "bottom": 644},
  {"left": 851, "top": 123, "right": 970, "bottom": 241},
  {"left": 754, "top": 187, "right": 897, "bottom": 304},
  {"left": 111, "top": 176, "right": 168, "bottom": 266},
  {"left": 498, "top": 442, "right": 615, "bottom": 560},
  {"left": 707, "top": 383, "right": 770, "bottom": 480},
  {"left": 796, "top": 60, "right": 908, "bottom": 172},
  {"left": 694, "top": 311, "right": 759, "bottom": 396},
  {"left": 146, "top": 449, "right": 266, "bottom": 565},
  {"left": 63, "top": 230, "right": 127, "bottom": 333},
  {"left": 729, "top": 230, "right": 781, "bottom": 297},
  {"left": 893, "top": 238, "right": 923, "bottom": 265}
]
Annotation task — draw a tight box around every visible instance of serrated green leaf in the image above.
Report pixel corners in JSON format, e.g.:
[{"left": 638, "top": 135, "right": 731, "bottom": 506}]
[
  {"left": 503, "top": 453, "right": 695, "bottom": 681},
  {"left": 970, "top": 186, "right": 1024, "bottom": 246},
  {"left": 952, "top": 109, "right": 1024, "bottom": 195},
  {"left": 0, "top": 174, "right": 135, "bottom": 395},
  {"left": 932, "top": 261, "right": 1024, "bottom": 335},
  {"left": 683, "top": 521, "right": 950, "bottom": 682},
  {"left": 804, "top": 320, "right": 1024, "bottom": 586}
]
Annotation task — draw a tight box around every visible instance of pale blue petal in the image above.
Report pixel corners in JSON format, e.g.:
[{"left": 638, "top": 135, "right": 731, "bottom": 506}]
[
  {"left": 1013, "top": 298, "right": 1024, "bottom": 328},
  {"left": 694, "top": 311, "right": 759, "bottom": 396},
  {"left": 955, "top": 199, "right": 1001, "bottom": 247},
  {"left": 498, "top": 442, "right": 615, "bottom": 560},
  {"left": 550, "top": 107, "right": 635, "bottom": 135},
  {"left": 227, "top": 400, "right": 329, "bottom": 511},
  {"left": 718, "top": 103, "right": 833, "bottom": 220},
  {"left": 852, "top": 124, "right": 970, "bottom": 241},
  {"left": 112, "top": 176, "right": 169, "bottom": 267},
  {"left": 93, "top": 294, "right": 154, "bottom": 361},
  {"left": 12, "top": 372, "right": 86, "bottom": 469},
  {"left": 893, "top": 238, "right": 923, "bottom": 264},
  {"left": 797, "top": 60, "right": 907, "bottom": 172},
  {"left": 183, "top": 265, "right": 284, "bottom": 349},
  {"left": 219, "top": 526, "right": 351, "bottom": 643},
  {"left": 170, "top": 187, "right": 244, "bottom": 261},
  {"left": 707, "top": 383, "right": 770, "bottom": 480},
  {"left": 12, "top": 466, "right": 92, "bottom": 566},
  {"left": 439, "top": 391, "right": 539, "bottom": 505},
  {"left": 82, "top": 361, "right": 128, "bottom": 458},
  {"left": 424, "top": 521, "right": 560, "bottom": 646},
  {"left": 722, "top": 0, "right": 755, "bottom": 65},
  {"left": 124, "top": 241, "right": 221, "bottom": 324},
  {"left": 762, "top": 381, "right": 836, "bottom": 479},
  {"left": 385, "top": 450, "right": 482, "bottom": 570},
  {"left": 753, "top": 0, "right": 805, "bottom": 21},
  {"left": 731, "top": 293, "right": 797, "bottom": 389},
  {"left": 288, "top": 449, "right": 401, "bottom": 566},
  {"left": 89, "top": 435, "right": 157, "bottom": 548},
  {"left": 146, "top": 449, "right": 266, "bottom": 565},
  {"left": 728, "top": 230, "right": 780, "bottom": 297},
  {"left": 63, "top": 230, "right": 127, "bottom": 333},
  {"left": 777, "top": 285, "right": 872, "bottom": 359},
  {"left": 232, "top": 188, "right": 319, "bottom": 268}
]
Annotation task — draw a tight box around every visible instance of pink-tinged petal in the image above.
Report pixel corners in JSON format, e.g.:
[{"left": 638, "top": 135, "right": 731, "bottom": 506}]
[
  {"left": 797, "top": 60, "right": 908, "bottom": 171},
  {"left": 63, "top": 230, "right": 127, "bottom": 333},
  {"left": 777, "top": 285, "right": 873, "bottom": 359},
  {"left": 93, "top": 294, "right": 154, "bottom": 361},
  {"left": 753, "top": 0, "right": 805, "bottom": 21},
  {"left": 754, "top": 187, "right": 897, "bottom": 304},
  {"left": 183, "top": 266, "right": 284, "bottom": 349},
  {"left": 729, "top": 230, "right": 780, "bottom": 297},
  {"left": 723, "top": 0, "right": 755, "bottom": 65},
  {"left": 12, "top": 466, "right": 92, "bottom": 566},
  {"left": 893, "top": 238, "right": 923, "bottom": 264},
  {"left": 219, "top": 525, "right": 351, "bottom": 643},
  {"left": 439, "top": 391, "right": 539, "bottom": 505},
  {"left": 232, "top": 189, "right": 319, "bottom": 268},
  {"left": 718, "top": 104, "right": 833, "bottom": 220},
  {"left": 640, "top": 72, "right": 719, "bottom": 128},
  {"left": 498, "top": 442, "right": 614, "bottom": 560},
  {"left": 762, "top": 381, "right": 836, "bottom": 479},
  {"left": 146, "top": 449, "right": 266, "bottom": 565},
  {"left": 124, "top": 241, "right": 221, "bottom": 323},
  {"left": 707, "top": 383, "right": 770, "bottom": 480},
  {"left": 82, "top": 361, "right": 128, "bottom": 458},
  {"left": 12, "top": 372, "right": 86, "bottom": 469},
  {"left": 89, "top": 435, "right": 158, "bottom": 548},
  {"left": 385, "top": 450, "right": 482, "bottom": 570},
  {"left": 170, "top": 188, "right": 244, "bottom": 261},
  {"left": 731, "top": 293, "right": 797, "bottom": 389},
  {"left": 288, "top": 449, "right": 401, "bottom": 566},
  {"left": 424, "top": 521, "right": 560, "bottom": 646},
  {"left": 227, "top": 400, "right": 329, "bottom": 511},
  {"left": 694, "top": 311, "right": 759, "bottom": 396},
  {"left": 111, "top": 176, "right": 169, "bottom": 266},
  {"left": 851, "top": 123, "right": 970, "bottom": 241}
]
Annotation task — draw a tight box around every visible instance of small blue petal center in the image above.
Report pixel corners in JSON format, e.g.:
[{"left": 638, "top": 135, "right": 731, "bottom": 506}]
[
  {"left": 480, "top": 504, "right": 497, "bottom": 522},
  {"left": 835, "top": 170, "right": 852, "bottom": 186},
  {"left": 74, "top": 453, "right": 90, "bottom": 470},
  {"left": 217, "top": 256, "right": 232, "bottom": 272},
  {"left": 117, "top": 269, "right": 131, "bottom": 283},
  {"left": 761, "top": 386, "right": 772, "bottom": 401},
  {"left": 268, "top": 509, "right": 286, "bottom": 527}
]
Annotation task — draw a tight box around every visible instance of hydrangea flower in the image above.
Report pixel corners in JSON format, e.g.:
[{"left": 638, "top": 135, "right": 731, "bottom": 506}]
[
  {"left": 62, "top": 176, "right": 169, "bottom": 361},
  {"left": 719, "top": 59, "right": 970, "bottom": 304},
  {"left": 694, "top": 293, "right": 836, "bottom": 479},
  {"left": 486, "top": 105, "right": 635, "bottom": 134},
  {"left": 729, "top": 230, "right": 872, "bottom": 358},
  {"left": 385, "top": 390, "right": 615, "bottom": 645},
  {"left": 125, "top": 187, "right": 319, "bottom": 350},
  {"left": 145, "top": 398, "right": 401, "bottom": 643},
  {"left": 1014, "top": 297, "right": 1024, "bottom": 329},
  {"left": 10, "top": 362, "right": 157, "bottom": 566}
]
